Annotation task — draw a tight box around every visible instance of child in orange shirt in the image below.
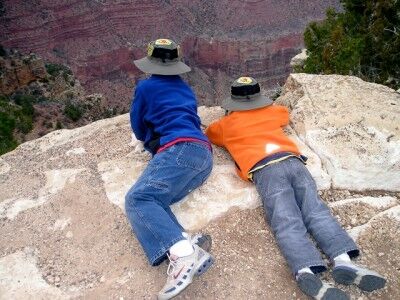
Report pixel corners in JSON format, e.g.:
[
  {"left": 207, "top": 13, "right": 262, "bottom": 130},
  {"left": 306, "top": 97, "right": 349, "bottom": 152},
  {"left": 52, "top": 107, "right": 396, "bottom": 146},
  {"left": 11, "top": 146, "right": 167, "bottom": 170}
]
[{"left": 206, "top": 77, "right": 386, "bottom": 300}]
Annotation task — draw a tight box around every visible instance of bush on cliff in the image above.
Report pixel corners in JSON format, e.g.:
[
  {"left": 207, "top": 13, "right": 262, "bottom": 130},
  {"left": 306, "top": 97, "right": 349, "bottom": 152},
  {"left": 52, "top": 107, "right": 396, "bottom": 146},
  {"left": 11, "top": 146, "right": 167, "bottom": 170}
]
[
  {"left": 64, "top": 102, "right": 84, "bottom": 121},
  {"left": 0, "top": 44, "right": 6, "bottom": 57},
  {"left": 45, "top": 63, "right": 72, "bottom": 78},
  {"left": 0, "top": 95, "right": 34, "bottom": 155},
  {"left": 0, "top": 110, "right": 18, "bottom": 155},
  {"left": 302, "top": 0, "right": 400, "bottom": 90}
]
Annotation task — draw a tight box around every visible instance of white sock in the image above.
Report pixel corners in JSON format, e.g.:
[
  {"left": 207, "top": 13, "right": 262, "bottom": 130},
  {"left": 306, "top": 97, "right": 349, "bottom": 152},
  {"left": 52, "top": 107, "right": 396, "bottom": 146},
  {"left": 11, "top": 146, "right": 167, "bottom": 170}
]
[
  {"left": 169, "top": 239, "right": 194, "bottom": 258},
  {"left": 296, "top": 267, "right": 313, "bottom": 280},
  {"left": 334, "top": 252, "right": 351, "bottom": 265},
  {"left": 297, "top": 267, "right": 314, "bottom": 275},
  {"left": 182, "top": 232, "right": 189, "bottom": 239}
]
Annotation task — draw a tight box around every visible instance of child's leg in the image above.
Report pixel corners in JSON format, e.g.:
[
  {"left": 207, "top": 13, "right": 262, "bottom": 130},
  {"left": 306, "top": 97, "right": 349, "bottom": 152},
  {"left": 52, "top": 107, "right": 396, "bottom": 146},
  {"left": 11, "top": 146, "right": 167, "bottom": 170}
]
[
  {"left": 125, "top": 142, "right": 213, "bottom": 266},
  {"left": 290, "top": 158, "right": 386, "bottom": 291},
  {"left": 252, "top": 162, "right": 327, "bottom": 275},
  {"left": 253, "top": 163, "right": 350, "bottom": 299},
  {"left": 289, "top": 158, "right": 359, "bottom": 261}
]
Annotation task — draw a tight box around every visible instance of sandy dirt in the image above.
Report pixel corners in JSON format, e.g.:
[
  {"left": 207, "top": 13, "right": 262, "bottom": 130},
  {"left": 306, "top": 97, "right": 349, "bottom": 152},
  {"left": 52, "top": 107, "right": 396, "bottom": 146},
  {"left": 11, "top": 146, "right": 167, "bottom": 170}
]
[{"left": 1, "top": 187, "right": 399, "bottom": 299}]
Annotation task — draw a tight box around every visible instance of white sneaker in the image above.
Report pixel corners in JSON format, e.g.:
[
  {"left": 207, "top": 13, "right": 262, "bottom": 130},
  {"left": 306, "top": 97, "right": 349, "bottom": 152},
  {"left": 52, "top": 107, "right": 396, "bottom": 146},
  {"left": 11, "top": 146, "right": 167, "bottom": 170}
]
[{"left": 157, "top": 244, "right": 214, "bottom": 300}]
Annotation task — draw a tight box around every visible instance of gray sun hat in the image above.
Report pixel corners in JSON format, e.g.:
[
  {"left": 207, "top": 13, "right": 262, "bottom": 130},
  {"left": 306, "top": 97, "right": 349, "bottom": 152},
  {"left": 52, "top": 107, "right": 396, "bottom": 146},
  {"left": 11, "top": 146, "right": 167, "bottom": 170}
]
[
  {"left": 133, "top": 39, "right": 191, "bottom": 75},
  {"left": 222, "top": 77, "right": 273, "bottom": 111}
]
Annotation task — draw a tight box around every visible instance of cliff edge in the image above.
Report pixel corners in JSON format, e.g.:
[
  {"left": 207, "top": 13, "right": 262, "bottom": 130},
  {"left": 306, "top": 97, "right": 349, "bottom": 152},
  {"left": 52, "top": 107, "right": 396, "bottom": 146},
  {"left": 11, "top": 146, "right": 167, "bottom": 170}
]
[{"left": 0, "top": 74, "right": 399, "bottom": 299}]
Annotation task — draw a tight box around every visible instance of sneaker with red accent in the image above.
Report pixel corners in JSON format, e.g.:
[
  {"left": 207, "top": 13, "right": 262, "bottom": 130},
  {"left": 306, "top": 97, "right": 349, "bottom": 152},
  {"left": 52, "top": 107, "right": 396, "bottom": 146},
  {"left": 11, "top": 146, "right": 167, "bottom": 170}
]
[{"left": 157, "top": 244, "right": 214, "bottom": 300}]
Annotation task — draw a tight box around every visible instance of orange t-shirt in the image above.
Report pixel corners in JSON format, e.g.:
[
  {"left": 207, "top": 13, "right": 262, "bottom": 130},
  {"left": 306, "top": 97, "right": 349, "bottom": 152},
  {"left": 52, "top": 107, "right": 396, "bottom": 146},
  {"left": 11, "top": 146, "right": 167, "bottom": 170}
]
[{"left": 205, "top": 105, "right": 300, "bottom": 181}]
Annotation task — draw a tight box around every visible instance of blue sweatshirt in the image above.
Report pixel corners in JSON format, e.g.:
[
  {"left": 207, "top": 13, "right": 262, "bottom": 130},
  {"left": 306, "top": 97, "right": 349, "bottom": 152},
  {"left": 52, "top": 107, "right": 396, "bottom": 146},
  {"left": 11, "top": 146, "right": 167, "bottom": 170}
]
[{"left": 130, "top": 75, "right": 209, "bottom": 154}]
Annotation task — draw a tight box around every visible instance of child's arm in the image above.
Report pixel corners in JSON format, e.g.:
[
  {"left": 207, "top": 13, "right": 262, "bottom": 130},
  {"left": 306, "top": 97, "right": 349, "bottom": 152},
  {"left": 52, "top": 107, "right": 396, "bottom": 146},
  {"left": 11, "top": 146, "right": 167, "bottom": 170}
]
[
  {"left": 205, "top": 120, "right": 224, "bottom": 147},
  {"left": 129, "top": 88, "right": 147, "bottom": 141}
]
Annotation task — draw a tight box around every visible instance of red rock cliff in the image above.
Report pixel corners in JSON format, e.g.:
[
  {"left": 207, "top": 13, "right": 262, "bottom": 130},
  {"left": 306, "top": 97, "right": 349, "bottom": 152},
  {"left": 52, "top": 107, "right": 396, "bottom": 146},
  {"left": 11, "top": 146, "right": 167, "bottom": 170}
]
[{"left": 0, "top": 0, "right": 340, "bottom": 107}]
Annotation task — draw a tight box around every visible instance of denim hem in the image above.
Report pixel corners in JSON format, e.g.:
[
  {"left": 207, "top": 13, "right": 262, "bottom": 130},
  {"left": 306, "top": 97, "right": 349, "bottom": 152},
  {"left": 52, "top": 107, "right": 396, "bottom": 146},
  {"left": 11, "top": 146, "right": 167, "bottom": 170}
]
[
  {"left": 293, "top": 260, "right": 327, "bottom": 275},
  {"left": 330, "top": 246, "right": 360, "bottom": 261},
  {"left": 150, "top": 235, "right": 186, "bottom": 266}
]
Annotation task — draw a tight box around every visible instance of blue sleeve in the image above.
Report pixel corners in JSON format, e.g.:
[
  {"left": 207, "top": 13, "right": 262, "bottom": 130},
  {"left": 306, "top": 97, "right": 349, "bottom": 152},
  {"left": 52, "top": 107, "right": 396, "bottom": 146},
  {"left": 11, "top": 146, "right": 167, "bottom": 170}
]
[{"left": 129, "top": 86, "right": 147, "bottom": 141}]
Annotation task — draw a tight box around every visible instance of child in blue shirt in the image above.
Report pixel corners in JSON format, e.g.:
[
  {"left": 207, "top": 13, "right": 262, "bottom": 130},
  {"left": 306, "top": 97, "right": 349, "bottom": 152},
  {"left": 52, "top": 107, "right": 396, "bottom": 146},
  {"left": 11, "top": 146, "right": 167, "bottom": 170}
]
[{"left": 125, "top": 39, "right": 213, "bottom": 300}]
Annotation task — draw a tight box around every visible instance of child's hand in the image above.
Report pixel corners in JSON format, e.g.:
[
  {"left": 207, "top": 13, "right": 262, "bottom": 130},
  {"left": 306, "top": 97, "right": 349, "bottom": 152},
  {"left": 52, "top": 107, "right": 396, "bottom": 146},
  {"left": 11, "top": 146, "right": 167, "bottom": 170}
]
[{"left": 130, "top": 134, "right": 145, "bottom": 153}]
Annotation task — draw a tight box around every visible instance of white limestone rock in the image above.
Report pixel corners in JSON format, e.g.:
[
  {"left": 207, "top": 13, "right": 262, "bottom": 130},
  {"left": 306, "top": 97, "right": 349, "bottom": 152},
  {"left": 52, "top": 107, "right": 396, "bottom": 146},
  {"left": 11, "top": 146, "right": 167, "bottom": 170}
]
[
  {"left": 0, "top": 157, "right": 11, "bottom": 175},
  {"left": 0, "top": 249, "right": 69, "bottom": 299},
  {"left": 329, "top": 196, "right": 397, "bottom": 210},
  {"left": 290, "top": 49, "right": 308, "bottom": 68},
  {"left": 348, "top": 205, "right": 400, "bottom": 240},
  {"left": 277, "top": 74, "right": 400, "bottom": 191},
  {"left": 0, "top": 168, "right": 84, "bottom": 219}
]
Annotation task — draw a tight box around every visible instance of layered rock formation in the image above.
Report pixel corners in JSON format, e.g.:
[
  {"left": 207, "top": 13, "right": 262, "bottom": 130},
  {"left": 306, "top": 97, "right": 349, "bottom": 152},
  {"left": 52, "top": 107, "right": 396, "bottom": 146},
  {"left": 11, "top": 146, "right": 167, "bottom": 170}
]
[
  {"left": 0, "top": 74, "right": 399, "bottom": 299},
  {"left": 0, "top": 50, "right": 47, "bottom": 95},
  {"left": 0, "top": 48, "right": 116, "bottom": 153},
  {"left": 0, "top": 0, "right": 340, "bottom": 107}
]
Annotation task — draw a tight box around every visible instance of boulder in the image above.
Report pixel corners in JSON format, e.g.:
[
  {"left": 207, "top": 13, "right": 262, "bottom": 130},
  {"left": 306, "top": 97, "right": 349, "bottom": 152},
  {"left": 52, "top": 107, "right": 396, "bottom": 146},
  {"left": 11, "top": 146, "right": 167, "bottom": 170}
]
[
  {"left": 277, "top": 74, "right": 400, "bottom": 191},
  {"left": 289, "top": 48, "right": 308, "bottom": 68}
]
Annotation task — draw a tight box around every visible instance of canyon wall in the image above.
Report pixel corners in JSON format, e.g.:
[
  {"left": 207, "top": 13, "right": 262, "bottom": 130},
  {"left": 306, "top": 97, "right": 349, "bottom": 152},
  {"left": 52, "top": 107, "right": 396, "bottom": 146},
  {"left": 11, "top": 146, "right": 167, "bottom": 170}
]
[{"left": 0, "top": 0, "right": 340, "bottom": 108}]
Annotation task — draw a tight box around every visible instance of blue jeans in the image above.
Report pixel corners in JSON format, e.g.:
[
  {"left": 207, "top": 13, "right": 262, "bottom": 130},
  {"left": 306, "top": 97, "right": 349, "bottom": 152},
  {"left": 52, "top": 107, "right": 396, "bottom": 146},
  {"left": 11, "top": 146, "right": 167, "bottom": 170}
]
[
  {"left": 125, "top": 142, "right": 213, "bottom": 266},
  {"left": 253, "top": 157, "right": 359, "bottom": 275}
]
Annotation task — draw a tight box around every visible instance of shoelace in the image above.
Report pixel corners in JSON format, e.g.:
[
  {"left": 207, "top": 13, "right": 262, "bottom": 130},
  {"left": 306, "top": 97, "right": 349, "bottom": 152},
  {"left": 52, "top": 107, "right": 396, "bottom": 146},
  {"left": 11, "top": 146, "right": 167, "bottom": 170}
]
[{"left": 166, "top": 253, "right": 179, "bottom": 276}]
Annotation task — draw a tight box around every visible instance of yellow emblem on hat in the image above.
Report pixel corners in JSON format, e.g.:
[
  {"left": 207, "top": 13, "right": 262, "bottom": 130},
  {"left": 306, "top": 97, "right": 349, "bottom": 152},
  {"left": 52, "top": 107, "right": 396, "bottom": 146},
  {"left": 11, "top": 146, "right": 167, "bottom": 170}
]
[
  {"left": 237, "top": 77, "right": 253, "bottom": 84},
  {"left": 155, "top": 39, "right": 172, "bottom": 46},
  {"left": 147, "top": 43, "right": 154, "bottom": 57}
]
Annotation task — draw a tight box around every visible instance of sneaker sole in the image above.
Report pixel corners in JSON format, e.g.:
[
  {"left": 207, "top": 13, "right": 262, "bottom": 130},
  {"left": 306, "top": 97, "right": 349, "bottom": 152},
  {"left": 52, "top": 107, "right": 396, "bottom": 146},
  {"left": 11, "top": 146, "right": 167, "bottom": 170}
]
[
  {"left": 332, "top": 266, "right": 386, "bottom": 292},
  {"left": 195, "top": 255, "right": 214, "bottom": 277},
  {"left": 297, "top": 273, "right": 349, "bottom": 300},
  {"left": 321, "top": 288, "right": 349, "bottom": 300},
  {"left": 297, "top": 273, "right": 322, "bottom": 296}
]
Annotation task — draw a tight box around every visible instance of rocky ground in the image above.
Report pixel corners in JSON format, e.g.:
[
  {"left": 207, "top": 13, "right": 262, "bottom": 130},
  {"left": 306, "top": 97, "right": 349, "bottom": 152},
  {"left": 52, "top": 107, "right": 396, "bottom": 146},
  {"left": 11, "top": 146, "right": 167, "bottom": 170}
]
[
  {"left": 1, "top": 74, "right": 399, "bottom": 299},
  {"left": 0, "top": 184, "right": 398, "bottom": 300}
]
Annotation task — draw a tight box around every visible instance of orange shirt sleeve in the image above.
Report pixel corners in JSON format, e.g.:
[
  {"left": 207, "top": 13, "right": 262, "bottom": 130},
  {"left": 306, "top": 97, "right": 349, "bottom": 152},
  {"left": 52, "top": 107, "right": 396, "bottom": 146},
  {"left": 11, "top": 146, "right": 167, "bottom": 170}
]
[{"left": 205, "top": 120, "right": 224, "bottom": 147}]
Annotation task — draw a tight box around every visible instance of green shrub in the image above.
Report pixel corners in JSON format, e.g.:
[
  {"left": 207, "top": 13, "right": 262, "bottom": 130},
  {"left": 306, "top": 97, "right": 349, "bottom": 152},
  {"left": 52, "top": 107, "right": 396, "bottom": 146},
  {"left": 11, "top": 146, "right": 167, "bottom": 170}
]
[
  {"left": 64, "top": 102, "right": 84, "bottom": 121},
  {"left": 16, "top": 114, "right": 33, "bottom": 133},
  {"left": 0, "top": 44, "right": 6, "bottom": 57},
  {"left": 0, "top": 110, "right": 18, "bottom": 154},
  {"left": 56, "top": 120, "right": 63, "bottom": 129},
  {"left": 45, "top": 63, "right": 72, "bottom": 77},
  {"left": 0, "top": 94, "right": 36, "bottom": 154},
  {"left": 302, "top": 0, "right": 400, "bottom": 90}
]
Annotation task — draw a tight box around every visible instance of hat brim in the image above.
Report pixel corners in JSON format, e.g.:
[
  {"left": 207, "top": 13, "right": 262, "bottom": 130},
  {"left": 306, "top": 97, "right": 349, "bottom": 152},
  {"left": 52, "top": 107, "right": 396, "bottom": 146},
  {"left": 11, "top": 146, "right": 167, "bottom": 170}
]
[
  {"left": 134, "top": 57, "right": 191, "bottom": 75},
  {"left": 222, "top": 94, "right": 273, "bottom": 111}
]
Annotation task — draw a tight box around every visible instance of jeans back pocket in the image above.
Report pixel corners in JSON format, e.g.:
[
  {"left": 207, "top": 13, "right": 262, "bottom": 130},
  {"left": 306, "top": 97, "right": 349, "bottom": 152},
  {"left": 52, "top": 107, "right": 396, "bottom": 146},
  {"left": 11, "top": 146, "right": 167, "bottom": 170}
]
[{"left": 176, "top": 142, "right": 210, "bottom": 171}]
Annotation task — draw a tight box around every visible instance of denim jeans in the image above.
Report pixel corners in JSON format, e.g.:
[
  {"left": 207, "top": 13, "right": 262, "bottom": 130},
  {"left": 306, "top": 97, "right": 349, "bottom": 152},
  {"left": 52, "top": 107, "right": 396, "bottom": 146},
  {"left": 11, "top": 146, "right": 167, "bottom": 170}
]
[
  {"left": 253, "top": 157, "right": 359, "bottom": 275},
  {"left": 125, "top": 142, "right": 213, "bottom": 266}
]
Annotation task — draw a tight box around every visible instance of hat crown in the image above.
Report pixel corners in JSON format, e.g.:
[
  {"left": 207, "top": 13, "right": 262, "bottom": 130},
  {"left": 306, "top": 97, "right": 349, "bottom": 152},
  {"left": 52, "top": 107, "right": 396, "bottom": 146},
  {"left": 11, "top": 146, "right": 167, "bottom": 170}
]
[
  {"left": 147, "top": 39, "right": 181, "bottom": 63},
  {"left": 231, "top": 77, "right": 260, "bottom": 99}
]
